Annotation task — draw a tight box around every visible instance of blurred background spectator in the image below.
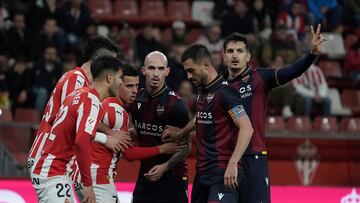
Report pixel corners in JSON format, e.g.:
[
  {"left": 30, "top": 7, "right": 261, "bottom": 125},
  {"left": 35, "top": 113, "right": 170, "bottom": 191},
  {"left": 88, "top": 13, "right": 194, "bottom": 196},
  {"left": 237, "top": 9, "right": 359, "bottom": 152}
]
[
  {"left": 32, "top": 45, "right": 63, "bottom": 113},
  {"left": 292, "top": 64, "right": 331, "bottom": 116},
  {"left": 269, "top": 55, "right": 297, "bottom": 118},
  {"left": 306, "top": 0, "right": 342, "bottom": 32},
  {"left": 5, "top": 57, "right": 33, "bottom": 114},
  {"left": 0, "top": 0, "right": 358, "bottom": 127}
]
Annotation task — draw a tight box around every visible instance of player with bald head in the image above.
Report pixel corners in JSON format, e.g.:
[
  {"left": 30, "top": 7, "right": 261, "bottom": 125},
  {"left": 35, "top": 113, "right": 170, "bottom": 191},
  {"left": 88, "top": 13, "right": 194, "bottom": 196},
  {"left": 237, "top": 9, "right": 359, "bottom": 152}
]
[{"left": 130, "top": 51, "right": 191, "bottom": 203}]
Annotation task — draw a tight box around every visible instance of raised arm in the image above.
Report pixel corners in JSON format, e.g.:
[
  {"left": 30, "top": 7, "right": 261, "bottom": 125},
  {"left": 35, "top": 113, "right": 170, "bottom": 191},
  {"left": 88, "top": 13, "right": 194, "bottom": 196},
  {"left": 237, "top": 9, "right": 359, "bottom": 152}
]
[{"left": 276, "top": 24, "right": 326, "bottom": 85}]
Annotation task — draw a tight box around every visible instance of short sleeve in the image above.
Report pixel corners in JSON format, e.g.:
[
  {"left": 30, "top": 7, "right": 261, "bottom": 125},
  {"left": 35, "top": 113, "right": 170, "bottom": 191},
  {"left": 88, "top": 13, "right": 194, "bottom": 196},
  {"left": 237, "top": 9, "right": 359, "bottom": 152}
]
[
  {"left": 219, "top": 86, "right": 243, "bottom": 111},
  {"left": 168, "top": 99, "right": 190, "bottom": 128}
]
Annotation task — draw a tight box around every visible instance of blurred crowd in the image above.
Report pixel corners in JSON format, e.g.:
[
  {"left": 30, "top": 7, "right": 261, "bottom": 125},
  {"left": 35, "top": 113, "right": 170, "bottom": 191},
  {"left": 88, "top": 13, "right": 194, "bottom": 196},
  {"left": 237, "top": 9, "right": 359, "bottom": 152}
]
[{"left": 0, "top": 0, "right": 359, "bottom": 119}]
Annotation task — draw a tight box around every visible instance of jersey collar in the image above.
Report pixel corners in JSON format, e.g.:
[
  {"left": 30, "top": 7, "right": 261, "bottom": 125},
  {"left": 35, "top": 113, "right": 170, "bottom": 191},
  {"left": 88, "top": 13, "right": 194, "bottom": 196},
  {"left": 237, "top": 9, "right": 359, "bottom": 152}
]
[
  {"left": 204, "top": 75, "right": 224, "bottom": 92},
  {"left": 226, "top": 66, "right": 252, "bottom": 82},
  {"left": 76, "top": 67, "right": 91, "bottom": 85},
  {"left": 138, "top": 85, "right": 169, "bottom": 102}
]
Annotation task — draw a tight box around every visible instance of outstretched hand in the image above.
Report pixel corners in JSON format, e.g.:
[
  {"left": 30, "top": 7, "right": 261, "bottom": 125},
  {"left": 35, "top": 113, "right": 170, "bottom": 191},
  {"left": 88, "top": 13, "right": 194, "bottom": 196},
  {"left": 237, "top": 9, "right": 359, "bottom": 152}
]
[{"left": 310, "top": 24, "right": 327, "bottom": 55}]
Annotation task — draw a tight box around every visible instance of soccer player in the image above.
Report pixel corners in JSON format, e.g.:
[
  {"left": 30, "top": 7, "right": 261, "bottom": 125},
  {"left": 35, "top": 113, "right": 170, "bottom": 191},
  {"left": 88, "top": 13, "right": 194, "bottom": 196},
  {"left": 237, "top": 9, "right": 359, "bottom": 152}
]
[
  {"left": 131, "top": 51, "right": 191, "bottom": 203},
  {"left": 163, "top": 25, "right": 326, "bottom": 203},
  {"left": 88, "top": 63, "right": 183, "bottom": 203},
  {"left": 180, "top": 44, "right": 253, "bottom": 203},
  {"left": 31, "top": 55, "right": 124, "bottom": 203},
  {"left": 28, "top": 36, "right": 131, "bottom": 176},
  {"left": 220, "top": 25, "right": 325, "bottom": 203}
]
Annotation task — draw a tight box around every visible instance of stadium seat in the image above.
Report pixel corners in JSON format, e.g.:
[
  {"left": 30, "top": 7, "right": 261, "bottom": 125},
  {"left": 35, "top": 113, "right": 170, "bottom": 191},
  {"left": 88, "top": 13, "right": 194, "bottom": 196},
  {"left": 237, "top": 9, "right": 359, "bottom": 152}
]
[
  {"left": 328, "top": 88, "right": 351, "bottom": 116},
  {"left": 0, "top": 126, "right": 32, "bottom": 154},
  {"left": 167, "top": 1, "right": 191, "bottom": 21},
  {"left": 266, "top": 116, "right": 286, "bottom": 131},
  {"left": 318, "top": 60, "right": 343, "bottom": 78},
  {"left": 320, "top": 33, "right": 345, "bottom": 59},
  {"left": 114, "top": 0, "right": 139, "bottom": 21},
  {"left": 0, "top": 126, "right": 32, "bottom": 167},
  {"left": 191, "top": 1, "right": 215, "bottom": 26},
  {"left": 0, "top": 108, "right": 12, "bottom": 121},
  {"left": 287, "top": 116, "right": 312, "bottom": 131},
  {"left": 313, "top": 116, "right": 338, "bottom": 132},
  {"left": 185, "top": 28, "right": 202, "bottom": 43},
  {"left": 14, "top": 108, "right": 40, "bottom": 124},
  {"left": 87, "top": 0, "right": 113, "bottom": 19},
  {"left": 13, "top": 152, "right": 28, "bottom": 166},
  {"left": 341, "top": 89, "right": 360, "bottom": 115},
  {"left": 344, "top": 33, "right": 358, "bottom": 51},
  {"left": 339, "top": 117, "right": 360, "bottom": 132},
  {"left": 140, "top": 0, "right": 165, "bottom": 21}
]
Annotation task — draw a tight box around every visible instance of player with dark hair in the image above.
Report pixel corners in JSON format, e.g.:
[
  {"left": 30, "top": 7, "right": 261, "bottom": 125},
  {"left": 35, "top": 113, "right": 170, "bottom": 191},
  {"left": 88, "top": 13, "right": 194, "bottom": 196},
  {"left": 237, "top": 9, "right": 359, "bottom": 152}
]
[
  {"left": 180, "top": 44, "right": 253, "bottom": 203},
  {"left": 31, "top": 55, "right": 124, "bottom": 203},
  {"left": 164, "top": 25, "right": 326, "bottom": 203},
  {"left": 28, "top": 36, "right": 132, "bottom": 201},
  {"left": 219, "top": 25, "right": 325, "bottom": 203},
  {"left": 86, "top": 63, "right": 182, "bottom": 202}
]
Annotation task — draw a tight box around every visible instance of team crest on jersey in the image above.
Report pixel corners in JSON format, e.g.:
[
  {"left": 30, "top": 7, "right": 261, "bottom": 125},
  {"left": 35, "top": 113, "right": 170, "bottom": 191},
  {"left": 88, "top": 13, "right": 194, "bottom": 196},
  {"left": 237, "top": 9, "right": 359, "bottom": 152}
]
[
  {"left": 242, "top": 74, "right": 250, "bottom": 82},
  {"left": 156, "top": 105, "right": 165, "bottom": 115},
  {"left": 206, "top": 93, "right": 215, "bottom": 103},
  {"left": 85, "top": 117, "right": 96, "bottom": 134}
]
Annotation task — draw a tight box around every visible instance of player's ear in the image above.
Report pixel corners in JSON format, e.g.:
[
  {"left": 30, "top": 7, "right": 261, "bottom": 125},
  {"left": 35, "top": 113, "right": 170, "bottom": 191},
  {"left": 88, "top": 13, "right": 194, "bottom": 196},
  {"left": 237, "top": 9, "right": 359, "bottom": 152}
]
[
  {"left": 106, "top": 72, "right": 113, "bottom": 83},
  {"left": 141, "top": 66, "right": 146, "bottom": 75},
  {"left": 203, "top": 60, "right": 210, "bottom": 70},
  {"left": 246, "top": 50, "right": 251, "bottom": 63},
  {"left": 165, "top": 66, "right": 170, "bottom": 76}
]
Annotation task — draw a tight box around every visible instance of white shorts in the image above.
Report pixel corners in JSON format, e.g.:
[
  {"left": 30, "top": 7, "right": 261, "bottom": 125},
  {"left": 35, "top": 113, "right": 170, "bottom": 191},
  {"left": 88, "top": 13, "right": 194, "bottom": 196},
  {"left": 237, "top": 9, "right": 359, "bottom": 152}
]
[
  {"left": 31, "top": 175, "right": 75, "bottom": 203},
  {"left": 75, "top": 182, "right": 118, "bottom": 203}
]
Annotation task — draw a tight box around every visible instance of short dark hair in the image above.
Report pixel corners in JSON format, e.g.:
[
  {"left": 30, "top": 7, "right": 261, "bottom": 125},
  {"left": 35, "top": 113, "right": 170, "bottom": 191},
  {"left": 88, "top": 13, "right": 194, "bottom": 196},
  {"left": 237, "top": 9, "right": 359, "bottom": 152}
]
[
  {"left": 90, "top": 55, "right": 123, "bottom": 80},
  {"left": 181, "top": 44, "right": 212, "bottom": 65},
  {"left": 223, "top": 33, "right": 249, "bottom": 52},
  {"left": 84, "top": 36, "right": 119, "bottom": 62},
  {"left": 122, "top": 63, "right": 139, "bottom": 77},
  {"left": 90, "top": 48, "right": 116, "bottom": 62}
]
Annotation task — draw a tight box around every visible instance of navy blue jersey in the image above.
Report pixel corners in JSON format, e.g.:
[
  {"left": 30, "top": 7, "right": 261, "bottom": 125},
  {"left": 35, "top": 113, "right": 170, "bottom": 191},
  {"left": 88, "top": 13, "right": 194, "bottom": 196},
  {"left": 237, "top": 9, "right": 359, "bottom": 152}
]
[
  {"left": 226, "top": 54, "right": 317, "bottom": 155},
  {"left": 227, "top": 67, "right": 277, "bottom": 155},
  {"left": 195, "top": 75, "right": 245, "bottom": 176},
  {"left": 131, "top": 85, "right": 189, "bottom": 178}
]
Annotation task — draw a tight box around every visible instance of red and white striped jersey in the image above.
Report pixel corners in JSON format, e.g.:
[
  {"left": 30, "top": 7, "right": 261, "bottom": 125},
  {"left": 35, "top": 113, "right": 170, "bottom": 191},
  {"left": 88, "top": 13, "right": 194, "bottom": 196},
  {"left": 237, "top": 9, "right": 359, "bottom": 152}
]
[
  {"left": 91, "top": 97, "right": 129, "bottom": 184},
  {"left": 33, "top": 87, "right": 103, "bottom": 186},
  {"left": 29, "top": 67, "right": 90, "bottom": 161}
]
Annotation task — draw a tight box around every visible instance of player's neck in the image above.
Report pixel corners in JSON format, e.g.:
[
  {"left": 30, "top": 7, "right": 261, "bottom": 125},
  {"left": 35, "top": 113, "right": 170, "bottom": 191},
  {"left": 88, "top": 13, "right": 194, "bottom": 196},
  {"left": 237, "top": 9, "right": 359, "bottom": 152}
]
[
  {"left": 146, "top": 83, "right": 165, "bottom": 96},
  {"left": 228, "top": 66, "right": 247, "bottom": 80},
  {"left": 92, "top": 81, "right": 108, "bottom": 100},
  {"left": 204, "top": 70, "right": 218, "bottom": 86},
  {"left": 80, "top": 61, "right": 93, "bottom": 83}
]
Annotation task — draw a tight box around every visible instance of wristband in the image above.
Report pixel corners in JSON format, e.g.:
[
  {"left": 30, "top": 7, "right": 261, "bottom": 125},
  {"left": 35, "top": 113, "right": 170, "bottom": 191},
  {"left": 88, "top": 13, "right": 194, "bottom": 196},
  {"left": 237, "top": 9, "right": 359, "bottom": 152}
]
[{"left": 94, "top": 132, "right": 107, "bottom": 144}]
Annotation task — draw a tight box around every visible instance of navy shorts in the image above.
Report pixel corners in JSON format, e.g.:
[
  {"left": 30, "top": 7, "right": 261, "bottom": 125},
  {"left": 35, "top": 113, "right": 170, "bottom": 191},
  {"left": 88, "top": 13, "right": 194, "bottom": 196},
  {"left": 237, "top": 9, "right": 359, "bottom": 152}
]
[
  {"left": 239, "top": 154, "right": 271, "bottom": 203},
  {"left": 132, "top": 174, "right": 188, "bottom": 203},
  {"left": 191, "top": 171, "right": 245, "bottom": 203}
]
